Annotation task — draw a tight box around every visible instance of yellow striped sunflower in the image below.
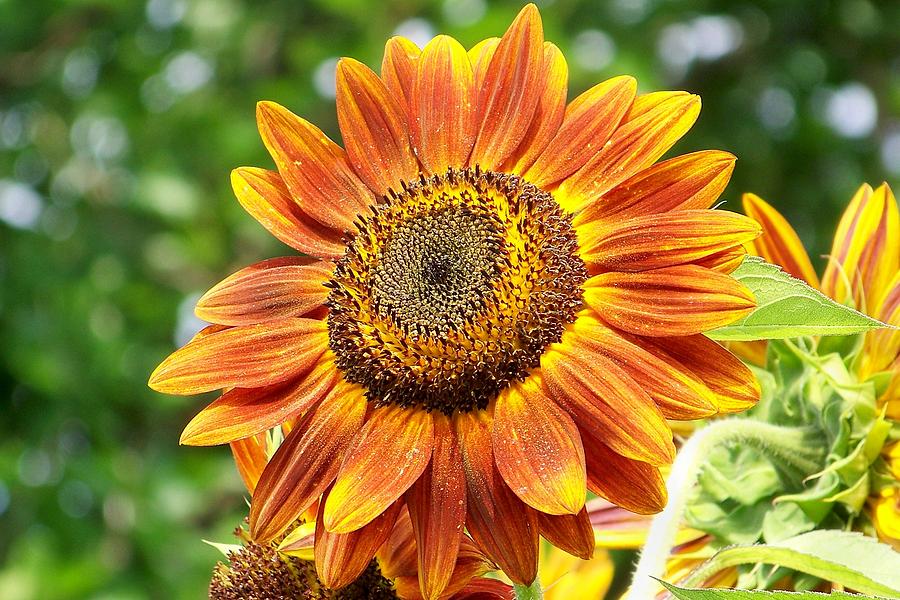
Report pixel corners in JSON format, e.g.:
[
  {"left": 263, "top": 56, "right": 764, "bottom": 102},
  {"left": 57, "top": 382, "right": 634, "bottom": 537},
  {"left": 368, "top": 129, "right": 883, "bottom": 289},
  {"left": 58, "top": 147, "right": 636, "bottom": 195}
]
[{"left": 149, "top": 4, "right": 761, "bottom": 596}]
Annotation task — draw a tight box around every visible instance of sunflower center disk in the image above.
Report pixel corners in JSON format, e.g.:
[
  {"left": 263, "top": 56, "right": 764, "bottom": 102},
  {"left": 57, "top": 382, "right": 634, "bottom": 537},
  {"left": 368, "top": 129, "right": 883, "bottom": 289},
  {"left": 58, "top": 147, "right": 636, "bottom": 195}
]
[{"left": 326, "top": 167, "right": 587, "bottom": 414}]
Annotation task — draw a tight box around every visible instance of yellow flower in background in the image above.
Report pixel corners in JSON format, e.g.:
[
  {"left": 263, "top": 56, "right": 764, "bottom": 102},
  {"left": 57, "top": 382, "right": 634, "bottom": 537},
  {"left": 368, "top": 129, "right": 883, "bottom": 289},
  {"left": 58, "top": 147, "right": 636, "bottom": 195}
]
[{"left": 149, "top": 4, "right": 762, "bottom": 596}]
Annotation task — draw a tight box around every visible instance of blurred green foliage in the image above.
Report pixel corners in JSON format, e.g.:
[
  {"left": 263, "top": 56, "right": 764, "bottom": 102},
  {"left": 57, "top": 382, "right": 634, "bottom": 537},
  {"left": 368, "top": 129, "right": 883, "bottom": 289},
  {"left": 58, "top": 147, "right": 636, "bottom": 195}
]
[{"left": 0, "top": 0, "right": 897, "bottom": 597}]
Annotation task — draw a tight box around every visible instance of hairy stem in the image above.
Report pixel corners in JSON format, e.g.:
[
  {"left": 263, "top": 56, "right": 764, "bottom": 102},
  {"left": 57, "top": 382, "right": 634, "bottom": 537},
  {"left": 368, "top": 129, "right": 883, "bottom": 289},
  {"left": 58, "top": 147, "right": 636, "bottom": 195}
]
[{"left": 514, "top": 579, "right": 544, "bottom": 600}]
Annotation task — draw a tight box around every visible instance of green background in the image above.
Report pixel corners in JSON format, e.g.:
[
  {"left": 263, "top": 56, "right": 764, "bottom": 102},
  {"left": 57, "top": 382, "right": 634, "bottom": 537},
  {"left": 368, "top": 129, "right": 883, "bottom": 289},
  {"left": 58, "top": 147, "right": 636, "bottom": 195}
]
[{"left": 0, "top": 0, "right": 897, "bottom": 597}]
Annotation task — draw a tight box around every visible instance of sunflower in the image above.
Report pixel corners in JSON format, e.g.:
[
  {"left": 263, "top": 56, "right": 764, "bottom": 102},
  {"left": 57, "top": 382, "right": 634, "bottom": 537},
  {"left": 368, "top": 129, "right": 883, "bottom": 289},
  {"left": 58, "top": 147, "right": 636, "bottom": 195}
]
[
  {"left": 149, "top": 4, "right": 761, "bottom": 595},
  {"left": 743, "top": 183, "right": 900, "bottom": 546}
]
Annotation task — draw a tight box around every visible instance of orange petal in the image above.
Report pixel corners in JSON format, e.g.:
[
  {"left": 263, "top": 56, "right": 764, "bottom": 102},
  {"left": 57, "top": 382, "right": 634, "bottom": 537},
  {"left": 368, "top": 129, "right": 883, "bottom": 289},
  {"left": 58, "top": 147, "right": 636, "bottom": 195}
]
[
  {"left": 381, "top": 36, "right": 421, "bottom": 113},
  {"left": 179, "top": 355, "right": 339, "bottom": 446},
  {"left": 469, "top": 4, "right": 544, "bottom": 170},
  {"left": 148, "top": 318, "right": 329, "bottom": 395},
  {"left": 523, "top": 75, "right": 636, "bottom": 188},
  {"left": 568, "top": 323, "right": 717, "bottom": 420},
  {"left": 558, "top": 91, "right": 701, "bottom": 214},
  {"left": 574, "top": 150, "right": 736, "bottom": 226},
  {"left": 821, "top": 183, "right": 899, "bottom": 308},
  {"left": 642, "top": 334, "right": 760, "bottom": 413},
  {"left": 456, "top": 411, "right": 539, "bottom": 586},
  {"left": 336, "top": 58, "right": 418, "bottom": 196},
  {"left": 538, "top": 508, "right": 594, "bottom": 560},
  {"left": 581, "top": 430, "right": 668, "bottom": 514},
  {"left": 195, "top": 257, "right": 332, "bottom": 326},
  {"left": 411, "top": 35, "right": 476, "bottom": 174},
  {"left": 584, "top": 265, "right": 756, "bottom": 337},
  {"left": 694, "top": 245, "right": 748, "bottom": 274},
  {"left": 406, "top": 414, "right": 467, "bottom": 600},
  {"left": 249, "top": 382, "right": 367, "bottom": 542},
  {"left": 468, "top": 37, "right": 499, "bottom": 91},
  {"left": 541, "top": 346, "right": 675, "bottom": 466},
  {"left": 230, "top": 434, "right": 268, "bottom": 494},
  {"left": 502, "top": 42, "right": 568, "bottom": 175},
  {"left": 492, "top": 378, "right": 586, "bottom": 515},
  {"left": 377, "top": 508, "right": 419, "bottom": 579},
  {"left": 453, "top": 578, "right": 515, "bottom": 599},
  {"left": 864, "top": 271, "right": 900, "bottom": 374},
  {"left": 742, "top": 193, "right": 820, "bottom": 286},
  {"left": 578, "top": 209, "right": 762, "bottom": 272},
  {"left": 256, "top": 101, "right": 373, "bottom": 231},
  {"left": 324, "top": 405, "right": 435, "bottom": 534},
  {"left": 315, "top": 494, "right": 402, "bottom": 589},
  {"left": 230, "top": 167, "right": 345, "bottom": 259}
]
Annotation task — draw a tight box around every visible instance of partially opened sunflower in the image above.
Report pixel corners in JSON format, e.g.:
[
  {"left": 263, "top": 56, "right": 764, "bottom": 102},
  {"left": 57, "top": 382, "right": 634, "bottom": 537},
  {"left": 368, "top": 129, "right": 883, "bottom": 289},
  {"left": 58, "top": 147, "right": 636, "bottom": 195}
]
[{"left": 149, "top": 4, "right": 761, "bottom": 596}]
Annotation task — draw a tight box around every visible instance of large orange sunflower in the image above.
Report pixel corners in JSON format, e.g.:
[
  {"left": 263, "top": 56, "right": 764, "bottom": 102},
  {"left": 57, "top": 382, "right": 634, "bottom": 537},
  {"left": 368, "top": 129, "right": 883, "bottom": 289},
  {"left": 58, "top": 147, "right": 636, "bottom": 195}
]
[{"left": 149, "top": 4, "right": 761, "bottom": 596}]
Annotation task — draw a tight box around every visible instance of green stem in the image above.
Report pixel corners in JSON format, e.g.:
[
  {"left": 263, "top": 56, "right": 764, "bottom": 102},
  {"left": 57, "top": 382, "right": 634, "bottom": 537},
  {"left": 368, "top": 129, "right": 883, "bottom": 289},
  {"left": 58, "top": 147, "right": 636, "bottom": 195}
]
[
  {"left": 626, "top": 418, "right": 825, "bottom": 600},
  {"left": 513, "top": 579, "right": 543, "bottom": 600}
]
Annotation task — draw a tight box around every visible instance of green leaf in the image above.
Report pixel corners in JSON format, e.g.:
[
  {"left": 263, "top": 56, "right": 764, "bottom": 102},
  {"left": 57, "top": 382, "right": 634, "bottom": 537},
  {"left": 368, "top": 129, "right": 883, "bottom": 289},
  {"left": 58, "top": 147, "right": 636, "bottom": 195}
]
[
  {"left": 660, "top": 580, "right": 893, "bottom": 599},
  {"left": 680, "top": 530, "right": 900, "bottom": 598},
  {"left": 707, "top": 257, "right": 890, "bottom": 341},
  {"left": 514, "top": 580, "right": 544, "bottom": 600}
]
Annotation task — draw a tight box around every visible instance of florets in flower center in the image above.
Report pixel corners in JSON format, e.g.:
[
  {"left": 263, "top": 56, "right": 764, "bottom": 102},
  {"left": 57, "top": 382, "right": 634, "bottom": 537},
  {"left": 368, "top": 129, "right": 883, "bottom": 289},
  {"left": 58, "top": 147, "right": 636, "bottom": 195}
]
[{"left": 327, "top": 167, "right": 586, "bottom": 414}]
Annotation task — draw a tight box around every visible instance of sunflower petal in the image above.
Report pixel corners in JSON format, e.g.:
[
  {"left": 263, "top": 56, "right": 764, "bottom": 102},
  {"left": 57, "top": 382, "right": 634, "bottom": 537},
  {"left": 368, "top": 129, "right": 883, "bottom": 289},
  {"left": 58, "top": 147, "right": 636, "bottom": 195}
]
[
  {"left": 249, "top": 382, "right": 367, "bottom": 542},
  {"left": 336, "top": 58, "right": 418, "bottom": 196},
  {"left": 195, "top": 257, "right": 332, "bottom": 326},
  {"left": 537, "top": 508, "right": 594, "bottom": 560},
  {"left": 502, "top": 42, "right": 568, "bottom": 175},
  {"left": 493, "top": 378, "right": 586, "bottom": 515},
  {"left": 742, "top": 193, "right": 820, "bottom": 287},
  {"left": 406, "top": 414, "right": 467, "bottom": 600},
  {"left": 569, "top": 323, "right": 717, "bottom": 420},
  {"left": 578, "top": 209, "right": 762, "bottom": 272},
  {"left": 584, "top": 265, "right": 756, "bottom": 337},
  {"left": 457, "top": 411, "right": 539, "bottom": 585},
  {"left": 381, "top": 36, "right": 420, "bottom": 113},
  {"left": 557, "top": 91, "right": 701, "bottom": 214},
  {"left": 411, "top": 35, "right": 476, "bottom": 174},
  {"left": 148, "top": 318, "right": 329, "bottom": 395},
  {"left": 256, "top": 102, "right": 372, "bottom": 231},
  {"left": 864, "top": 271, "right": 900, "bottom": 374},
  {"left": 315, "top": 495, "right": 402, "bottom": 589},
  {"left": 581, "top": 431, "right": 668, "bottom": 514},
  {"left": 230, "top": 167, "right": 345, "bottom": 259},
  {"left": 470, "top": 4, "right": 544, "bottom": 170},
  {"left": 468, "top": 37, "right": 499, "bottom": 90},
  {"left": 541, "top": 346, "right": 675, "bottom": 466},
  {"left": 179, "top": 355, "right": 339, "bottom": 446},
  {"left": 230, "top": 434, "right": 268, "bottom": 494},
  {"left": 324, "top": 405, "right": 435, "bottom": 534},
  {"left": 574, "top": 150, "right": 736, "bottom": 226},
  {"left": 524, "top": 75, "right": 636, "bottom": 188}
]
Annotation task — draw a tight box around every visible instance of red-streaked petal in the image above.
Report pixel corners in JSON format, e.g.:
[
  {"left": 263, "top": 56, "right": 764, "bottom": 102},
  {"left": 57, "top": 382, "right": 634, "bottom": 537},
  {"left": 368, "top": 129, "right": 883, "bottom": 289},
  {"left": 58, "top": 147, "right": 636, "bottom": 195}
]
[
  {"left": 524, "top": 75, "right": 636, "bottom": 188},
  {"left": 574, "top": 150, "right": 736, "bottom": 226},
  {"left": 381, "top": 36, "right": 421, "bottom": 113},
  {"left": 568, "top": 323, "right": 717, "bottom": 420},
  {"left": 537, "top": 508, "right": 594, "bottom": 560},
  {"left": 864, "top": 271, "right": 900, "bottom": 374},
  {"left": 541, "top": 346, "right": 675, "bottom": 466},
  {"left": 179, "top": 355, "right": 339, "bottom": 446},
  {"left": 377, "top": 508, "right": 419, "bottom": 579},
  {"left": 578, "top": 209, "right": 762, "bottom": 272},
  {"left": 821, "top": 183, "right": 899, "bottom": 307},
  {"left": 412, "top": 35, "right": 476, "bottom": 174},
  {"left": 469, "top": 4, "right": 544, "bottom": 170},
  {"left": 742, "top": 193, "right": 820, "bottom": 287},
  {"left": 558, "top": 91, "right": 701, "bottom": 214},
  {"left": 406, "top": 414, "right": 467, "bottom": 600},
  {"left": 584, "top": 265, "right": 756, "bottom": 337},
  {"left": 230, "top": 167, "right": 345, "bottom": 259},
  {"left": 453, "top": 578, "right": 515, "bottom": 599},
  {"left": 502, "top": 42, "right": 568, "bottom": 175},
  {"left": 256, "top": 102, "right": 373, "bottom": 231},
  {"left": 641, "top": 333, "right": 760, "bottom": 413},
  {"left": 324, "top": 405, "right": 435, "bottom": 534},
  {"left": 195, "top": 257, "right": 332, "bottom": 326},
  {"left": 581, "top": 430, "right": 668, "bottom": 514},
  {"left": 468, "top": 37, "right": 499, "bottom": 90},
  {"left": 230, "top": 434, "right": 268, "bottom": 494},
  {"left": 148, "top": 318, "right": 329, "bottom": 395},
  {"left": 315, "top": 494, "right": 402, "bottom": 589},
  {"left": 336, "top": 58, "right": 418, "bottom": 196},
  {"left": 493, "top": 379, "right": 586, "bottom": 515},
  {"left": 249, "top": 382, "right": 367, "bottom": 542},
  {"left": 456, "top": 411, "right": 539, "bottom": 585},
  {"left": 694, "top": 245, "right": 748, "bottom": 274}
]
